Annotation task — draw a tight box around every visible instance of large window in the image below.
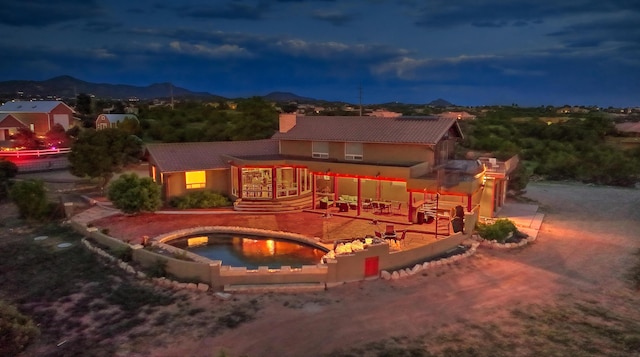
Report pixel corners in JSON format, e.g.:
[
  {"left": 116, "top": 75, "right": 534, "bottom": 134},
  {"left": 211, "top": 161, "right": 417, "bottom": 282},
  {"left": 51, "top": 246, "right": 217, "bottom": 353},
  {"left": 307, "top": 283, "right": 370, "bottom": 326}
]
[
  {"left": 312, "top": 141, "right": 329, "bottom": 159},
  {"left": 345, "top": 142, "right": 363, "bottom": 161},
  {"left": 185, "top": 171, "right": 206, "bottom": 189}
]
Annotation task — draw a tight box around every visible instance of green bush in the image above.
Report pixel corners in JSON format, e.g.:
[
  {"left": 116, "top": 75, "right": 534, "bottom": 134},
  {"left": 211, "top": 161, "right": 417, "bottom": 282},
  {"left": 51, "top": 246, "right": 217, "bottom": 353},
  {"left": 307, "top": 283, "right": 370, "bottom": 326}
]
[
  {"left": 111, "top": 246, "right": 133, "bottom": 262},
  {"left": 0, "top": 300, "right": 40, "bottom": 356},
  {"left": 476, "top": 219, "right": 517, "bottom": 243},
  {"left": 168, "top": 190, "right": 231, "bottom": 209},
  {"left": 9, "top": 179, "right": 49, "bottom": 220},
  {"left": 107, "top": 173, "right": 162, "bottom": 214}
]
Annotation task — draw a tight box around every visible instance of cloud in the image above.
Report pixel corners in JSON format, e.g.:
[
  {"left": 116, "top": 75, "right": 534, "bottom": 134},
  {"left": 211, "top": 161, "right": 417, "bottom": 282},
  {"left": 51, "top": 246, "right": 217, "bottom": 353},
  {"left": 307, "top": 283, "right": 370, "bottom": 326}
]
[
  {"left": 311, "top": 9, "right": 354, "bottom": 26},
  {"left": 168, "top": 41, "right": 253, "bottom": 58},
  {"left": 82, "top": 20, "right": 123, "bottom": 33},
  {"left": 410, "top": 0, "right": 640, "bottom": 29},
  {"left": 176, "top": 1, "right": 271, "bottom": 20},
  {"left": 0, "top": 0, "right": 103, "bottom": 27}
]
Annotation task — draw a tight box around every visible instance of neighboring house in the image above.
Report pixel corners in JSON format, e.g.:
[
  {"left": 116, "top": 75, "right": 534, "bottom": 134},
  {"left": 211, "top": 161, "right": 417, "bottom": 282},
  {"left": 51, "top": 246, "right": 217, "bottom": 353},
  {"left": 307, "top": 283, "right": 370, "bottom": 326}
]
[
  {"left": 0, "top": 113, "right": 28, "bottom": 141},
  {"left": 615, "top": 122, "right": 640, "bottom": 136},
  {"left": 147, "top": 114, "right": 513, "bottom": 220},
  {"left": 438, "top": 111, "right": 476, "bottom": 120},
  {"left": 95, "top": 113, "right": 139, "bottom": 130},
  {"left": 0, "top": 100, "right": 75, "bottom": 138}
]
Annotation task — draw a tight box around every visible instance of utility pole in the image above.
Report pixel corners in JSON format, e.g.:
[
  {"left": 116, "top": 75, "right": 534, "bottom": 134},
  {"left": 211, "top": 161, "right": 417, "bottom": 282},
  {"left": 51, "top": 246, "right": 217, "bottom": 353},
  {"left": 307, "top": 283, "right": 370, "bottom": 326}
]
[
  {"left": 359, "top": 85, "right": 363, "bottom": 116},
  {"left": 170, "top": 83, "right": 174, "bottom": 110}
]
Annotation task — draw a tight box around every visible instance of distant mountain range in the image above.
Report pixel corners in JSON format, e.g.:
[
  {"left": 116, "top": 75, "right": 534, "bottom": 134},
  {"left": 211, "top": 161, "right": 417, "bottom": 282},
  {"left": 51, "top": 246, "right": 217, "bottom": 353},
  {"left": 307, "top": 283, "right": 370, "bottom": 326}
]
[
  {"left": 0, "top": 75, "right": 224, "bottom": 101},
  {"left": 0, "top": 75, "right": 453, "bottom": 106}
]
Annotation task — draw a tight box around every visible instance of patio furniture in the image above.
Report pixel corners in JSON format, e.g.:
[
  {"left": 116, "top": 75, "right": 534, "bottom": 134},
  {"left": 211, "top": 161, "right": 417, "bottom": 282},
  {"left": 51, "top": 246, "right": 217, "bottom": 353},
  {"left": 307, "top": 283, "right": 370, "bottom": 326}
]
[
  {"left": 394, "top": 230, "right": 408, "bottom": 247},
  {"left": 383, "top": 224, "right": 397, "bottom": 241},
  {"left": 362, "top": 198, "right": 373, "bottom": 211},
  {"left": 391, "top": 202, "right": 402, "bottom": 215},
  {"left": 337, "top": 201, "right": 349, "bottom": 212},
  {"left": 319, "top": 198, "right": 334, "bottom": 210},
  {"left": 371, "top": 201, "right": 379, "bottom": 212},
  {"left": 374, "top": 201, "right": 391, "bottom": 214}
]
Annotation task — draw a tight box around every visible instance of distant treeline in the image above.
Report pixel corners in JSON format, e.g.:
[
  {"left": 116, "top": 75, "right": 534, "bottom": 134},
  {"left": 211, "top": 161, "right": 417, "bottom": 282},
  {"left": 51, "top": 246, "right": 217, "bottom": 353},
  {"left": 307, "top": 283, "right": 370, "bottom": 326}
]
[{"left": 459, "top": 107, "right": 640, "bottom": 187}]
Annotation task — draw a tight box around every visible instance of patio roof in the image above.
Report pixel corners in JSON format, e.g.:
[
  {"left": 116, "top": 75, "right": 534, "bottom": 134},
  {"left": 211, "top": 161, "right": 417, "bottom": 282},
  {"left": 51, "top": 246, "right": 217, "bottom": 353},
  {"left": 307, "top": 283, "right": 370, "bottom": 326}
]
[{"left": 146, "top": 139, "right": 279, "bottom": 172}]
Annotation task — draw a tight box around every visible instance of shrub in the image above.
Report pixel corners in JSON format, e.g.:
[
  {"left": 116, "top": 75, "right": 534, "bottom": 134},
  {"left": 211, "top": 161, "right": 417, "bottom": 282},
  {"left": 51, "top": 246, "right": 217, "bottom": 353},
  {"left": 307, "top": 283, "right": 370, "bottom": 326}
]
[
  {"left": 0, "top": 300, "right": 40, "bottom": 356},
  {"left": 168, "top": 190, "right": 231, "bottom": 209},
  {"left": 107, "top": 173, "right": 162, "bottom": 214},
  {"left": 476, "top": 219, "right": 517, "bottom": 243},
  {"left": 9, "top": 179, "right": 49, "bottom": 220},
  {"left": 146, "top": 259, "right": 167, "bottom": 278},
  {"left": 111, "top": 246, "right": 133, "bottom": 262}
]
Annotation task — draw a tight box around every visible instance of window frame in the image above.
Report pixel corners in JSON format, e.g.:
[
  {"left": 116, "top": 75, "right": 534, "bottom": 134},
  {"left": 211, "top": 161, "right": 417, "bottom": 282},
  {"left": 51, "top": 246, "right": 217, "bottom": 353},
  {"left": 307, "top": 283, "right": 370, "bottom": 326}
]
[
  {"left": 185, "top": 170, "right": 206, "bottom": 189},
  {"left": 312, "top": 141, "right": 329, "bottom": 159}
]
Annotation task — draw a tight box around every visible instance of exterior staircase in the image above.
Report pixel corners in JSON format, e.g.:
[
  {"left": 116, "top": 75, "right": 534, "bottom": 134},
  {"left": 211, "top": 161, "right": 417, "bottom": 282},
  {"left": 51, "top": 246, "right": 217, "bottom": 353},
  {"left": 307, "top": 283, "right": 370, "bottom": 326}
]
[{"left": 233, "top": 194, "right": 313, "bottom": 213}]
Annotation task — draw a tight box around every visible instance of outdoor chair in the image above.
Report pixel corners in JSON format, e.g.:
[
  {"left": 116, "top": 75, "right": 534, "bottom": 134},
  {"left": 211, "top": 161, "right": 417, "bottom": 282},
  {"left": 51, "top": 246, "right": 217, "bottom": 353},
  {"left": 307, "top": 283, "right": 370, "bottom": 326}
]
[
  {"left": 371, "top": 201, "right": 379, "bottom": 213},
  {"left": 362, "top": 198, "right": 372, "bottom": 211},
  {"left": 383, "top": 224, "right": 397, "bottom": 241},
  {"left": 391, "top": 202, "right": 402, "bottom": 215},
  {"left": 395, "top": 230, "right": 408, "bottom": 247}
]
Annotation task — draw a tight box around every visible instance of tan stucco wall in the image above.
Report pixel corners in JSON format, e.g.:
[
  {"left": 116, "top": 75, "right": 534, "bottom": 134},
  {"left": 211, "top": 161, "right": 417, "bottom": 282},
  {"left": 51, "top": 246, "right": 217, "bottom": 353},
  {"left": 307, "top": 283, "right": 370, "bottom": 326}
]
[
  {"left": 280, "top": 140, "right": 434, "bottom": 166},
  {"left": 163, "top": 169, "right": 229, "bottom": 199},
  {"left": 479, "top": 179, "right": 495, "bottom": 217}
]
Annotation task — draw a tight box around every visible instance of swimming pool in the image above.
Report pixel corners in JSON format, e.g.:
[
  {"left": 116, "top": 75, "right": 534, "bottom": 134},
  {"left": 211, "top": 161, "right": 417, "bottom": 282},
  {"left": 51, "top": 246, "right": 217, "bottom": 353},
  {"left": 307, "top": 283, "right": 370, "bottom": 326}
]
[{"left": 167, "top": 233, "right": 328, "bottom": 269}]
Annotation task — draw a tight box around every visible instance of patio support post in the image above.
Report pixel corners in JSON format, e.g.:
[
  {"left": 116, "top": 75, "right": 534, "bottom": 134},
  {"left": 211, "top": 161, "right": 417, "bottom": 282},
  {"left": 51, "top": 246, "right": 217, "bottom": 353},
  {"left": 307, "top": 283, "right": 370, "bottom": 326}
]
[
  {"left": 333, "top": 174, "right": 337, "bottom": 200},
  {"left": 237, "top": 167, "right": 243, "bottom": 199},
  {"left": 408, "top": 191, "right": 413, "bottom": 223},
  {"left": 467, "top": 194, "right": 472, "bottom": 213},
  {"left": 312, "top": 173, "right": 316, "bottom": 209},
  {"left": 357, "top": 178, "right": 362, "bottom": 216},
  {"left": 272, "top": 167, "right": 277, "bottom": 200}
]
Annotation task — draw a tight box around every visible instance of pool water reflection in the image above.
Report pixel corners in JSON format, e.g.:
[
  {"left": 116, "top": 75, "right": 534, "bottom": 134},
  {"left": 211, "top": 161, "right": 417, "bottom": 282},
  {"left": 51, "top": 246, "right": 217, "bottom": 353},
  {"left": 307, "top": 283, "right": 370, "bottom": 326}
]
[{"left": 168, "top": 233, "right": 327, "bottom": 269}]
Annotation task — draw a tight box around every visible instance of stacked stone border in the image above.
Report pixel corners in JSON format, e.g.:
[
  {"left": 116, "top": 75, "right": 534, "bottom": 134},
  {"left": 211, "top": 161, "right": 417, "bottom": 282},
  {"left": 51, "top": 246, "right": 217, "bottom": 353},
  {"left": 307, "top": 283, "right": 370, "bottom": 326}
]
[
  {"left": 80, "top": 237, "right": 212, "bottom": 293},
  {"left": 472, "top": 232, "right": 537, "bottom": 249},
  {"left": 381, "top": 242, "right": 480, "bottom": 280}
]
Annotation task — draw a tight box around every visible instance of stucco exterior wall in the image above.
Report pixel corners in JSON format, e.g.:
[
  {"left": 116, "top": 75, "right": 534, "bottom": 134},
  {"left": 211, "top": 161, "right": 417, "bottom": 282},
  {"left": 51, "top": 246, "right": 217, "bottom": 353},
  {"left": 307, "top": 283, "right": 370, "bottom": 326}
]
[
  {"left": 163, "top": 169, "right": 230, "bottom": 199},
  {"left": 280, "top": 140, "right": 434, "bottom": 166}
]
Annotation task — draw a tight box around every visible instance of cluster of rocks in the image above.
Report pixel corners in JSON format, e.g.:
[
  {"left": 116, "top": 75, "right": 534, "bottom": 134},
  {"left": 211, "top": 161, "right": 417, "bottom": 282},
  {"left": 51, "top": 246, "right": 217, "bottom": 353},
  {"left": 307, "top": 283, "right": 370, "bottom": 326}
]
[
  {"left": 380, "top": 242, "right": 480, "bottom": 280},
  {"left": 473, "top": 233, "right": 537, "bottom": 249},
  {"left": 81, "top": 238, "right": 210, "bottom": 293}
]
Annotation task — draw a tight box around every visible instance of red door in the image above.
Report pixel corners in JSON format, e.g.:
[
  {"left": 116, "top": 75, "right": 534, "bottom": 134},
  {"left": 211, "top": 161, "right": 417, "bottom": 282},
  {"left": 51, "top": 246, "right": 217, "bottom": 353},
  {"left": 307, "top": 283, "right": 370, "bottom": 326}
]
[{"left": 364, "top": 256, "right": 379, "bottom": 277}]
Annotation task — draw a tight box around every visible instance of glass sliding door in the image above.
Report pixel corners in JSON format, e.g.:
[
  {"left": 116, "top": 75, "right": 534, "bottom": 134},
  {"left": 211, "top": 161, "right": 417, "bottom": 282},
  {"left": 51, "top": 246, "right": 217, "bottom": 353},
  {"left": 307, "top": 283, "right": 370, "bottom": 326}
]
[
  {"left": 242, "top": 168, "right": 272, "bottom": 199},
  {"left": 276, "top": 167, "right": 298, "bottom": 198}
]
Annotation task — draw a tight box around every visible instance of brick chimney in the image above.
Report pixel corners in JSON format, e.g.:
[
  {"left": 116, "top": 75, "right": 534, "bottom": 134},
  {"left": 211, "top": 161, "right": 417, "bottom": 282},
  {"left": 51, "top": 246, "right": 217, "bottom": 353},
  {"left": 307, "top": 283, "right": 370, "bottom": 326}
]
[{"left": 279, "top": 113, "right": 297, "bottom": 133}]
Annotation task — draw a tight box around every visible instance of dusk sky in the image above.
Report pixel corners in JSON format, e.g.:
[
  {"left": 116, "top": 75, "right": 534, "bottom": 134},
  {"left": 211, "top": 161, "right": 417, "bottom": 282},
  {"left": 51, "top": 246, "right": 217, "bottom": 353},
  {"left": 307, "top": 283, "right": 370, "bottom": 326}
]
[{"left": 2, "top": 0, "right": 639, "bottom": 107}]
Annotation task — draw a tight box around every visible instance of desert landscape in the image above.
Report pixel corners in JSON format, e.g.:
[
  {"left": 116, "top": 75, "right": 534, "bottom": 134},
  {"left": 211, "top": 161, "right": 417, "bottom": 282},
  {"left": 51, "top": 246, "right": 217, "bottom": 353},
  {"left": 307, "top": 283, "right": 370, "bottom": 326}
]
[{"left": 2, "top": 180, "right": 640, "bottom": 357}]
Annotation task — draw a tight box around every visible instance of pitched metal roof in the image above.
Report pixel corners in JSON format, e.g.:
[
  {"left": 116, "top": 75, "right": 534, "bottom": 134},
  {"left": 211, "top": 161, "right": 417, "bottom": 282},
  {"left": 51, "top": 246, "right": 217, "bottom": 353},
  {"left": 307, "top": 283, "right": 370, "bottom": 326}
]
[
  {"left": 0, "top": 114, "right": 28, "bottom": 128},
  {"left": 271, "top": 115, "right": 461, "bottom": 144},
  {"left": 146, "top": 139, "right": 279, "bottom": 172},
  {"left": 0, "top": 100, "right": 74, "bottom": 113},
  {"left": 100, "top": 114, "right": 138, "bottom": 121}
]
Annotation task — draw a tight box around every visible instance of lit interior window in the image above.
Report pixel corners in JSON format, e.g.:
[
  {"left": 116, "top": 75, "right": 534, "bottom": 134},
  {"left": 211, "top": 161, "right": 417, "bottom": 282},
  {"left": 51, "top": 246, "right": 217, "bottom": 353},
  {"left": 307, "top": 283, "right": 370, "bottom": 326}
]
[{"left": 185, "top": 171, "right": 206, "bottom": 189}]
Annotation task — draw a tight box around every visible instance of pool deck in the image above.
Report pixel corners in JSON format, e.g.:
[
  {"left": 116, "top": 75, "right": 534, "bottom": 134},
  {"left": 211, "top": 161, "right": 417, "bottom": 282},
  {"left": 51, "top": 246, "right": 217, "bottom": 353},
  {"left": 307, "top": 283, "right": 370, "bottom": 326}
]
[
  {"left": 70, "top": 202, "right": 448, "bottom": 251},
  {"left": 69, "top": 195, "right": 541, "bottom": 252}
]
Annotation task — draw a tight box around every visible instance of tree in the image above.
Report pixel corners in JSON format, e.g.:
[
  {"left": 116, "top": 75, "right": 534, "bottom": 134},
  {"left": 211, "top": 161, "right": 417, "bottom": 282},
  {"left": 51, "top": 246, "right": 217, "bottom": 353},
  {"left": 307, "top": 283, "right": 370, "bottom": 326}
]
[
  {"left": 0, "top": 159, "right": 18, "bottom": 201},
  {"left": 44, "top": 123, "right": 70, "bottom": 148},
  {"left": 12, "top": 128, "right": 42, "bottom": 149},
  {"left": 68, "top": 128, "right": 143, "bottom": 189},
  {"left": 9, "top": 179, "right": 49, "bottom": 220},
  {"left": 76, "top": 93, "right": 93, "bottom": 116},
  {"left": 107, "top": 173, "right": 162, "bottom": 214},
  {"left": 0, "top": 300, "right": 39, "bottom": 356}
]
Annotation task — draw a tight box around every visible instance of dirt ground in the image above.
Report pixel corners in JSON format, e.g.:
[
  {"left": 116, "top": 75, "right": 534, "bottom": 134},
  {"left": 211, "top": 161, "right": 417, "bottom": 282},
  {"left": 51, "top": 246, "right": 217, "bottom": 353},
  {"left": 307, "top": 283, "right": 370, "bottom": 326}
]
[
  {"left": 141, "top": 182, "right": 640, "bottom": 357},
  {"left": 5, "top": 178, "right": 640, "bottom": 356}
]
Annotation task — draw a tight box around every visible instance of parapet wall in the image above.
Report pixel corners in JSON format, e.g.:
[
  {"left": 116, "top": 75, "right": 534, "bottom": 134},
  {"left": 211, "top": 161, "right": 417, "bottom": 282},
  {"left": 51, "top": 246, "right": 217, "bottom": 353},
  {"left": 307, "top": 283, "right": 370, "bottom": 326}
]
[{"left": 71, "top": 210, "right": 478, "bottom": 291}]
